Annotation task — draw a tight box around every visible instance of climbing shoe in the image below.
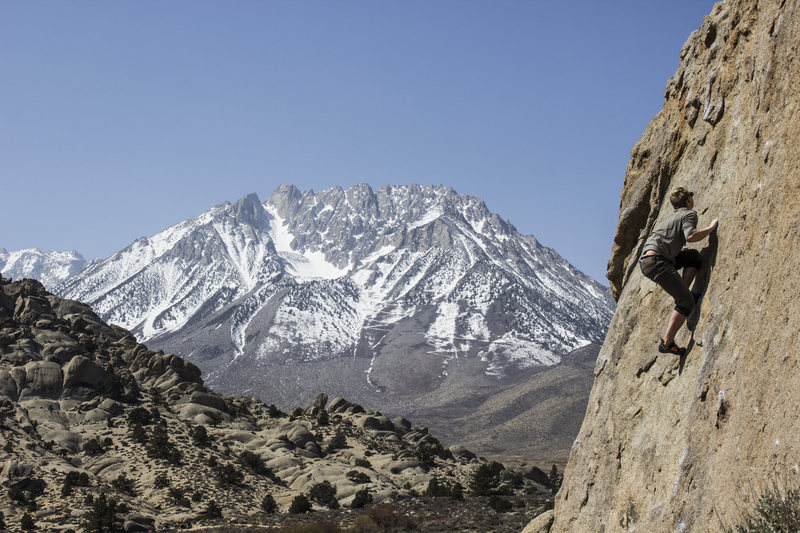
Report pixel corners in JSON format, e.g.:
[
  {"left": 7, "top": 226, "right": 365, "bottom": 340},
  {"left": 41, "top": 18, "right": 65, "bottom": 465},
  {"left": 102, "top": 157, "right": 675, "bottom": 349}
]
[{"left": 659, "top": 340, "right": 686, "bottom": 356}]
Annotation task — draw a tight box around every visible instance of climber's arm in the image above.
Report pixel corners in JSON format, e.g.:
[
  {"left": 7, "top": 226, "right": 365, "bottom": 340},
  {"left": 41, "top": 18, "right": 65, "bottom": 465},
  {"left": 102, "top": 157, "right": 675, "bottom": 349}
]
[{"left": 687, "top": 218, "right": 719, "bottom": 242}]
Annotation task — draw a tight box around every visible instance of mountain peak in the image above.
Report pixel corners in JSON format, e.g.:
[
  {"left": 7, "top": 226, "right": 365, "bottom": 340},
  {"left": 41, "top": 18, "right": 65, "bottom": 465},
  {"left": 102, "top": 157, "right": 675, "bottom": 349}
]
[{"left": 228, "top": 192, "right": 268, "bottom": 228}]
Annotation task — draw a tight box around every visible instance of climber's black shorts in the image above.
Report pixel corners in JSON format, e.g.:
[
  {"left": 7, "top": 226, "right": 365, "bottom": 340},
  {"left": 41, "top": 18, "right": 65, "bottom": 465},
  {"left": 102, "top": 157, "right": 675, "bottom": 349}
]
[{"left": 640, "top": 249, "right": 701, "bottom": 316}]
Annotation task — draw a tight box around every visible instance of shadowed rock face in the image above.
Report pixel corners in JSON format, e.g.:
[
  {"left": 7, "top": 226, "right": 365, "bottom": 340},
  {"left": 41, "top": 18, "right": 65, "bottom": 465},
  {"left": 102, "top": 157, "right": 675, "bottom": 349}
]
[{"left": 547, "top": 1, "right": 800, "bottom": 531}]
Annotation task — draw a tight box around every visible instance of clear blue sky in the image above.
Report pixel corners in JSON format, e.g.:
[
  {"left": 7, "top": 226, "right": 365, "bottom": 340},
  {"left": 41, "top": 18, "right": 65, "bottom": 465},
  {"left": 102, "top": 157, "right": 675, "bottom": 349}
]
[{"left": 0, "top": 1, "right": 717, "bottom": 284}]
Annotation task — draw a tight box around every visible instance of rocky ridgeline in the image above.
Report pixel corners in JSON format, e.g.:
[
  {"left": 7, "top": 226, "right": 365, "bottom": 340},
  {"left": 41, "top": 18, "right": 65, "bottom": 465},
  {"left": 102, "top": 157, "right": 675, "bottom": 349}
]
[{"left": 0, "top": 276, "right": 552, "bottom": 531}]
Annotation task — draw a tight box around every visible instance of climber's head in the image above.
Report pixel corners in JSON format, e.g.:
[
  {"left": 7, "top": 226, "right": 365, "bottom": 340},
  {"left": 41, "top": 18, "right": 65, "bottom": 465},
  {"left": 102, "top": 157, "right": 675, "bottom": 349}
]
[{"left": 670, "top": 187, "right": 694, "bottom": 209}]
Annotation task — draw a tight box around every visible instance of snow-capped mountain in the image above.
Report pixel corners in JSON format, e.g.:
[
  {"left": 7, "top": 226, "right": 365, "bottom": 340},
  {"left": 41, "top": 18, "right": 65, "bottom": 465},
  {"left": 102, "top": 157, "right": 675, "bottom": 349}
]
[
  {"left": 0, "top": 248, "right": 89, "bottom": 290},
  {"left": 58, "top": 184, "right": 614, "bottom": 409}
]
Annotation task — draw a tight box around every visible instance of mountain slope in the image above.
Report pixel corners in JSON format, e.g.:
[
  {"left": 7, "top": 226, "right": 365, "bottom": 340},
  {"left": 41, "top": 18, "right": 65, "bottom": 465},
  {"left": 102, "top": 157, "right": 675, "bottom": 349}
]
[
  {"left": 0, "top": 276, "right": 558, "bottom": 531},
  {"left": 58, "top": 184, "right": 614, "bottom": 459}
]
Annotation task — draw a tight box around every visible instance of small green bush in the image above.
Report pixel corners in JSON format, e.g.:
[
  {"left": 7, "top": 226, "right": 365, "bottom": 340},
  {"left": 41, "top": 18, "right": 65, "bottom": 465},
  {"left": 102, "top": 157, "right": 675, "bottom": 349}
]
[
  {"left": 216, "top": 463, "right": 244, "bottom": 486},
  {"left": 153, "top": 472, "right": 170, "bottom": 489},
  {"left": 129, "top": 424, "right": 148, "bottom": 444},
  {"left": 111, "top": 473, "right": 136, "bottom": 495},
  {"left": 289, "top": 494, "right": 312, "bottom": 514},
  {"left": 239, "top": 450, "right": 270, "bottom": 475},
  {"left": 191, "top": 425, "right": 211, "bottom": 447},
  {"left": 21, "top": 512, "right": 34, "bottom": 530},
  {"left": 261, "top": 493, "right": 278, "bottom": 514},
  {"left": 351, "top": 488, "right": 373, "bottom": 509},
  {"left": 730, "top": 488, "right": 800, "bottom": 533},
  {"left": 366, "top": 504, "right": 414, "bottom": 530},
  {"left": 549, "top": 465, "right": 563, "bottom": 495},
  {"left": 470, "top": 464, "right": 500, "bottom": 496},
  {"left": 204, "top": 499, "right": 222, "bottom": 519},
  {"left": 85, "top": 493, "right": 123, "bottom": 533},
  {"left": 327, "top": 431, "right": 347, "bottom": 452},
  {"left": 347, "top": 470, "right": 371, "bottom": 484},
  {"left": 82, "top": 437, "right": 105, "bottom": 456},
  {"left": 308, "top": 480, "right": 339, "bottom": 509},
  {"left": 488, "top": 495, "right": 512, "bottom": 513},
  {"left": 354, "top": 458, "right": 371, "bottom": 469},
  {"left": 127, "top": 407, "right": 152, "bottom": 426},
  {"left": 65, "top": 472, "right": 90, "bottom": 487}
]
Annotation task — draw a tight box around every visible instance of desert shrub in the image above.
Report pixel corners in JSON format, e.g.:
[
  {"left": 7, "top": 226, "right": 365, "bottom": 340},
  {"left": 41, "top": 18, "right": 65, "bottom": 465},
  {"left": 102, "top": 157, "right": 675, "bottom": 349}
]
[
  {"left": 289, "top": 494, "right": 312, "bottom": 514},
  {"left": 129, "top": 423, "right": 148, "bottom": 444},
  {"left": 83, "top": 437, "right": 105, "bottom": 456},
  {"left": 8, "top": 484, "right": 26, "bottom": 503},
  {"left": 192, "top": 491, "right": 203, "bottom": 502},
  {"left": 127, "top": 407, "right": 152, "bottom": 426},
  {"left": 25, "top": 499, "right": 38, "bottom": 512},
  {"left": 21, "top": 512, "right": 34, "bottom": 530},
  {"left": 470, "top": 463, "right": 500, "bottom": 496},
  {"left": 366, "top": 504, "right": 414, "bottom": 530},
  {"left": 354, "top": 458, "right": 371, "bottom": 469},
  {"left": 153, "top": 472, "right": 170, "bottom": 489},
  {"left": 730, "top": 488, "right": 800, "bottom": 533},
  {"left": 424, "top": 478, "right": 464, "bottom": 500},
  {"left": 85, "top": 493, "right": 123, "bottom": 533},
  {"left": 415, "top": 442, "right": 444, "bottom": 466},
  {"left": 147, "top": 420, "right": 181, "bottom": 463},
  {"left": 327, "top": 431, "right": 347, "bottom": 452},
  {"left": 168, "top": 487, "right": 185, "bottom": 502},
  {"left": 351, "top": 488, "right": 373, "bottom": 509},
  {"left": 66, "top": 471, "right": 91, "bottom": 487},
  {"left": 487, "top": 495, "right": 512, "bottom": 513},
  {"left": 207, "top": 456, "right": 218, "bottom": 468},
  {"left": 149, "top": 387, "right": 164, "bottom": 405},
  {"left": 266, "top": 404, "right": 285, "bottom": 418},
  {"left": 347, "top": 470, "right": 371, "bottom": 484},
  {"left": 239, "top": 450, "right": 270, "bottom": 475},
  {"left": 308, "top": 480, "right": 339, "bottom": 509},
  {"left": 191, "top": 425, "right": 211, "bottom": 447},
  {"left": 216, "top": 463, "right": 244, "bottom": 486},
  {"left": 317, "top": 409, "right": 329, "bottom": 426},
  {"left": 350, "top": 515, "right": 380, "bottom": 533},
  {"left": 204, "top": 499, "right": 222, "bottom": 519},
  {"left": 111, "top": 473, "right": 136, "bottom": 495},
  {"left": 549, "top": 465, "right": 563, "bottom": 495},
  {"left": 261, "top": 493, "right": 278, "bottom": 514},
  {"left": 0, "top": 511, "right": 5, "bottom": 529}
]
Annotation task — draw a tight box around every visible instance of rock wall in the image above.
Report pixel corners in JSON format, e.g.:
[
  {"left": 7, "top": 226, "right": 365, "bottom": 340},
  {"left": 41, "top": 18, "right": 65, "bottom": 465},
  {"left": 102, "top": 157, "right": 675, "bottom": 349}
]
[{"left": 550, "top": 0, "right": 800, "bottom": 531}]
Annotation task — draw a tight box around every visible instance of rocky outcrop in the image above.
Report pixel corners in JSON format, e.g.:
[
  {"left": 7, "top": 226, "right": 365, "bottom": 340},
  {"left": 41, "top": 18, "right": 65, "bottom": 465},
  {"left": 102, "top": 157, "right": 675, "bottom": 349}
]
[
  {"left": 0, "top": 276, "right": 554, "bottom": 530},
  {"left": 547, "top": 0, "right": 800, "bottom": 531}
]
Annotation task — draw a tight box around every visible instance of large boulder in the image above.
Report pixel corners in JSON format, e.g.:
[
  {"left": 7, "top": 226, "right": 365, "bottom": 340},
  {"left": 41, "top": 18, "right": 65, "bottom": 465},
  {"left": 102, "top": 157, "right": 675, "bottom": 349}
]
[
  {"left": 18, "top": 360, "right": 62, "bottom": 400},
  {"left": 62, "top": 355, "right": 109, "bottom": 398},
  {"left": 0, "top": 369, "right": 18, "bottom": 401}
]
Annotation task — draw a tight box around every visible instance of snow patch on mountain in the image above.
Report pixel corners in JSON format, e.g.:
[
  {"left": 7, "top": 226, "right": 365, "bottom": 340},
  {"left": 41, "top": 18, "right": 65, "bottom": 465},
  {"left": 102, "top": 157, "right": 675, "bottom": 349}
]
[
  {"left": 0, "top": 248, "right": 89, "bottom": 290},
  {"left": 56, "top": 184, "right": 615, "bottom": 384}
]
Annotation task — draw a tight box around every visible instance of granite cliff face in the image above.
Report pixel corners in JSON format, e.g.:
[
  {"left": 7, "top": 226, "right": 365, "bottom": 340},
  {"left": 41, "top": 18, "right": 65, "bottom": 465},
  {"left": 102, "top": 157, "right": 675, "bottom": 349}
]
[{"left": 548, "top": 0, "right": 800, "bottom": 531}]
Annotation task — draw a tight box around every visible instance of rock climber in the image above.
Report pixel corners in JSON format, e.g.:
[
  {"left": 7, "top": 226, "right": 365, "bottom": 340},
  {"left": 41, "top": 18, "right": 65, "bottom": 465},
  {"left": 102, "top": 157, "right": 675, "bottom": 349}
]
[{"left": 639, "top": 187, "right": 718, "bottom": 355}]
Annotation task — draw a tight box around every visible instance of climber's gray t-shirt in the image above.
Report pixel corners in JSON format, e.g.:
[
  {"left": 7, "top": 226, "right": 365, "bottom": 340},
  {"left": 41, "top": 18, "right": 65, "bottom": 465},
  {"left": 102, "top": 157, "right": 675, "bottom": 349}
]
[{"left": 642, "top": 207, "right": 698, "bottom": 262}]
